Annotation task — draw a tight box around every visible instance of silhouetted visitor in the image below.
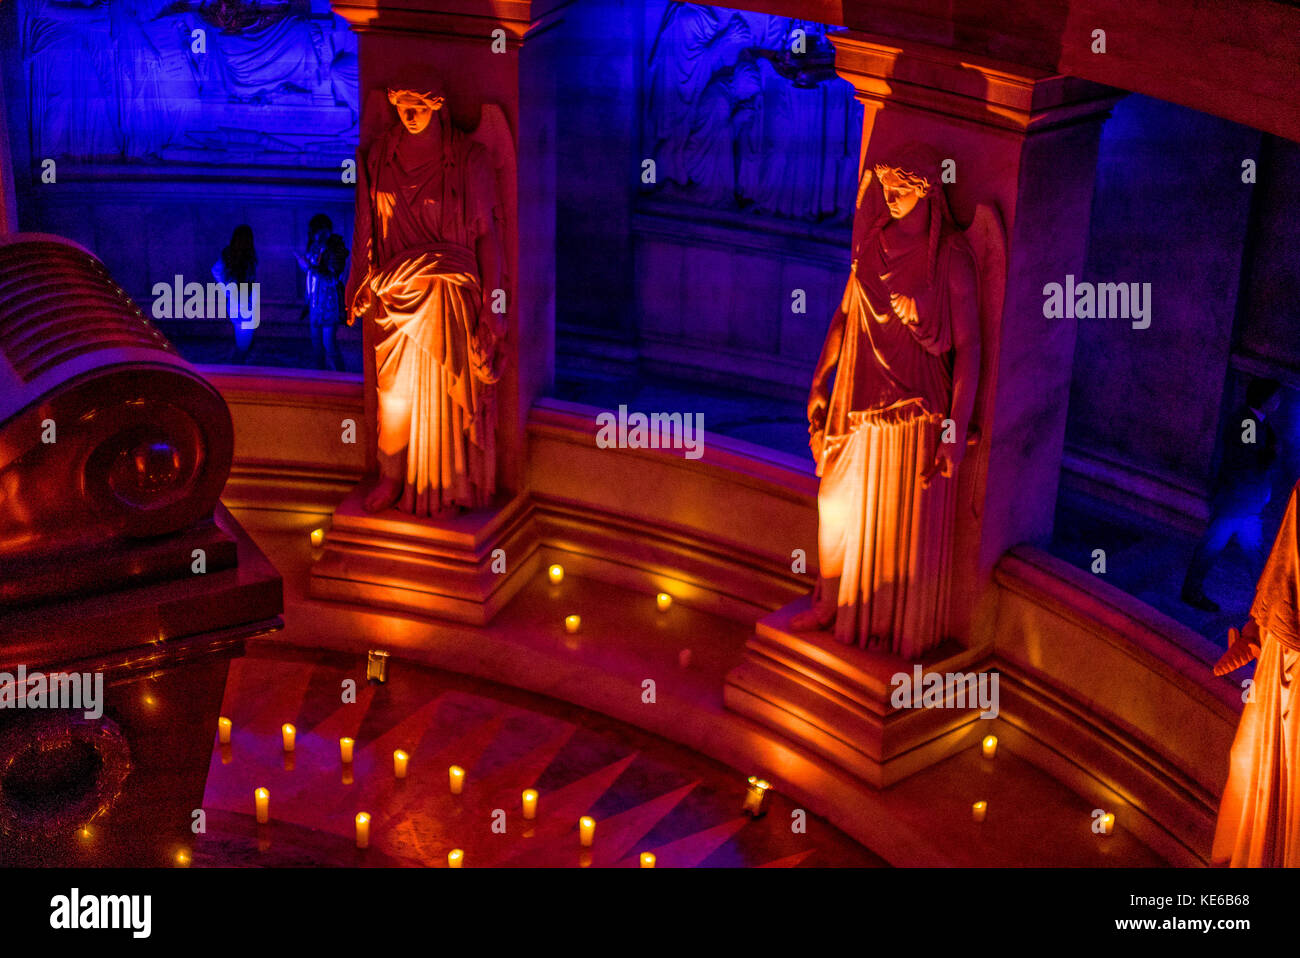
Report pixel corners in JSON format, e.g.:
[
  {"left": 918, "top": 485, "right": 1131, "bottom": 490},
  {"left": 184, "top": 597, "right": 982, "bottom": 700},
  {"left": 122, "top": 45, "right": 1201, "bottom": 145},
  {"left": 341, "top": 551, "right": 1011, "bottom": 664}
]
[
  {"left": 296, "top": 213, "right": 349, "bottom": 371},
  {"left": 1182, "top": 377, "right": 1284, "bottom": 612},
  {"left": 213, "top": 224, "right": 257, "bottom": 365}
]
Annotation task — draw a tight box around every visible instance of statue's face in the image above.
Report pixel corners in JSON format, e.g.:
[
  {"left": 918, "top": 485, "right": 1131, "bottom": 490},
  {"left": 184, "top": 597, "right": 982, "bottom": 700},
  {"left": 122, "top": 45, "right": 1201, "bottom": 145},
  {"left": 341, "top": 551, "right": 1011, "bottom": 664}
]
[
  {"left": 391, "top": 93, "right": 440, "bottom": 135},
  {"left": 879, "top": 169, "right": 927, "bottom": 220}
]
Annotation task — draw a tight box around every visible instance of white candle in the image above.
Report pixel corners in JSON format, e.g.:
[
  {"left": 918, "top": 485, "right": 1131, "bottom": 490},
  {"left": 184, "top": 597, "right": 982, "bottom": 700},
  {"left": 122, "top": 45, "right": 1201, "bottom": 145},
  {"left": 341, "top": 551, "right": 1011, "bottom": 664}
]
[
  {"left": 310, "top": 527, "right": 325, "bottom": 548},
  {"left": 972, "top": 800, "right": 987, "bottom": 823},
  {"left": 448, "top": 848, "right": 463, "bottom": 868},
  {"left": 393, "top": 749, "right": 409, "bottom": 779},
  {"left": 656, "top": 593, "right": 672, "bottom": 613},
  {"left": 640, "top": 852, "right": 656, "bottom": 868},
  {"left": 742, "top": 776, "right": 771, "bottom": 816},
  {"left": 449, "top": 765, "right": 465, "bottom": 795},
  {"left": 522, "top": 789, "right": 538, "bottom": 820},
  {"left": 338, "top": 737, "right": 354, "bottom": 763},
  {"left": 548, "top": 564, "right": 565, "bottom": 585},
  {"left": 355, "top": 812, "right": 370, "bottom": 849},
  {"left": 564, "top": 615, "right": 581, "bottom": 634},
  {"left": 1100, "top": 812, "right": 1115, "bottom": 835},
  {"left": 281, "top": 723, "right": 296, "bottom": 752},
  {"left": 982, "top": 735, "right": 998, "bottom": 759},
  {"left": 217, "top": 717, "right": 232, "bottom": 745},
  {"left": 579, "top": 816, "right": 596, "bottom": 847},
  {"left": 255, "top": 787, "right": 269, "bottom": 824}
]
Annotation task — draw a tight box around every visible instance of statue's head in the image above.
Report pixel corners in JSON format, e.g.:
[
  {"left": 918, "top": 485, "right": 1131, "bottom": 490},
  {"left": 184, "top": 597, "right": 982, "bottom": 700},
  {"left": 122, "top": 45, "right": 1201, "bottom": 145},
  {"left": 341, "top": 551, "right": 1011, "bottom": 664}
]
[
  {"left": 387, "top": 87, "right": 445, "bottom": 136},
  {"left": 873, "top": 143, "right": 944, "bottom": 221},
  {"left": 875, "top": 167, "right": 929, "bottom": 219}
]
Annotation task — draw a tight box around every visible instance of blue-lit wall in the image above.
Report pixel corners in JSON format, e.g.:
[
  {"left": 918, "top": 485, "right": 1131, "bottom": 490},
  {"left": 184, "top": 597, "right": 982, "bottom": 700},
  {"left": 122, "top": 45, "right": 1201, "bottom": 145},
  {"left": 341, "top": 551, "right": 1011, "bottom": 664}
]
[
  {"left": 554, "top": 0, "right": 862, "bottom": 400},
  {"left": 1, "top": 0, "right": 359, "bottom": 366}
]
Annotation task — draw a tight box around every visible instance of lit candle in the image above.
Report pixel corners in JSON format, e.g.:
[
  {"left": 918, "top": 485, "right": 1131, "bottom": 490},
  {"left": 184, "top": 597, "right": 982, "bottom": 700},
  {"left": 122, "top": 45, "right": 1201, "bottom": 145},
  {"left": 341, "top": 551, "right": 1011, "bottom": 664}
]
[
  {"left": 640, "top": 852, "right": 656, "bottom": 868},
  {"left": 656, "top": 592, "right": 672, "bottom": 612},
  {"left": 564, "top": 615, "right": 581, "bottom": 634},
  {"left": 355, "top": 812, "right": 370, "bottom": 849},
  {"left": 281, "top": 723, "right": 296, "bottom": 752},
  {"left": 310, "top": 527, "right": 325, "bottom": 548},
  {"left": 1100, "top": 812, "right": 1115, "bottom": 835},
  {"left": 255, "top": 787, "right": 269, "bottom": 824},
  {"left": 393, "top": 749, "right": 409, "bottom": 779},
  {"left": 449, "top": 765, "right": 465, "bottom": 795},
  {"left": 742, "top": 776, "right": 771, "bottom": 817},
  {"left": 448, "top": 848, "right": 464, "bottom": 868},
  {"left": 972, "top": 800, "right": 987, "bottom": 823},
  {"left": 548, "top": 564, "right": 565, "bottom": 585},
  {"left": 579, "top": 816, "right": 596, "bottom": 847},
  {"left": 217, "top": 716, "right": 232, "bottom": 745},
  {"left": 175, "top": 849, "right": 191, "bottom": 868},
  {"left": 982, "top": 734, "right": 998, "bottom": 759},
  {"left": 522, "top": 788, "right": 538, "bottom": 820},
  {"left": 340, "top": 737, "right": 354, "bottom": 764}
]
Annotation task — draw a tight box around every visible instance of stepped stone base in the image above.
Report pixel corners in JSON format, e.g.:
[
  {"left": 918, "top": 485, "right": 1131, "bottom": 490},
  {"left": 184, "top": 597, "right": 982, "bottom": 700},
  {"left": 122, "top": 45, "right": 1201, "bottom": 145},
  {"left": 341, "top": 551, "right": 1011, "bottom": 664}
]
[{"left": 725, "top": 596, "right": 996, "bottom": 787}]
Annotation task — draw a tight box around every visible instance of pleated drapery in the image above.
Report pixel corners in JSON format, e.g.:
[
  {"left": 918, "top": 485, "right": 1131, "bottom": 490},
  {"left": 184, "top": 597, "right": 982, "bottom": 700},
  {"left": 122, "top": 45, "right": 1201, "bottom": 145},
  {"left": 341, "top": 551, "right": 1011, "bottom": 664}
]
[{"left": 1213, "top": 481, "right": 1300, "bottom": 866}]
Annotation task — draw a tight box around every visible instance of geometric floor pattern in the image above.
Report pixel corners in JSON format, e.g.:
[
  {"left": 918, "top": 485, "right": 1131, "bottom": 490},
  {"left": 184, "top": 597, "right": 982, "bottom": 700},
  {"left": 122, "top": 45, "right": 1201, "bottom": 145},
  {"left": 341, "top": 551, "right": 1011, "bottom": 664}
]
[{"left": 195, "top": 645, "right": 885, "bottom": 867}]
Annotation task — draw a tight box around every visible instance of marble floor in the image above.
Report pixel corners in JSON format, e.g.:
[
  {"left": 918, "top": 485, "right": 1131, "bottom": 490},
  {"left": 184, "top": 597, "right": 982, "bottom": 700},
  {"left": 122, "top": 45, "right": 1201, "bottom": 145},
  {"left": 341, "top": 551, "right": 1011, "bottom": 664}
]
[{"left": 194, "top": 645, "right": 885, "bottom": 867}]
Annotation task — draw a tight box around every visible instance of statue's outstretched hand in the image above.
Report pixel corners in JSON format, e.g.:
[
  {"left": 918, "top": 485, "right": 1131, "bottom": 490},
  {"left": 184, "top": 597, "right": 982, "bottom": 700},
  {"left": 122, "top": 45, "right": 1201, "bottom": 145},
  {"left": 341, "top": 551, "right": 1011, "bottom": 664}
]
[{"left": 1213, "top": 620, "right": 1262, "bottom": 676}]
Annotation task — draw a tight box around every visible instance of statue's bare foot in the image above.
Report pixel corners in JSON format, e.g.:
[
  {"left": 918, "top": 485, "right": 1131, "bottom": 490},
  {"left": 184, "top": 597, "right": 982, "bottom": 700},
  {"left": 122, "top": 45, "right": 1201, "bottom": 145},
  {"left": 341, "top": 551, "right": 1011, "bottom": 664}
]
[
  {"left": 790, "top": 606, "right": 835, "bottom": 631},
  {"left": 363, "top": 476, "right": 403, "bottom": 513}
]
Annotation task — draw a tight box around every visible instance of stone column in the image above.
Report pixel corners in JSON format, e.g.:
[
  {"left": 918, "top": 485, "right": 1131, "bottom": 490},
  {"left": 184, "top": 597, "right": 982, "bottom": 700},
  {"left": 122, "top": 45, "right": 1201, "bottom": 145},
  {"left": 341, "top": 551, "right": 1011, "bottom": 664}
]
[
  {"left": 310, "top": 0, "right": 567, "bottom": 624},
  {"left": 831, "top": 31, "right": 1122, "bottom": 647},
  {"left": 725, "top": 31, "right": 1121, "bottom": 786}
]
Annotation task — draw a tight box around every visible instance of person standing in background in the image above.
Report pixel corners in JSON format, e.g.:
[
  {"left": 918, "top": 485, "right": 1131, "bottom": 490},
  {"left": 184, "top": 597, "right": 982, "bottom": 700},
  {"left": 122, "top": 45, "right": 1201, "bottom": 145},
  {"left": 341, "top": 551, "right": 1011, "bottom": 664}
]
[
  {"left": 212, "top": 224, "right": 257, "bottom": 365},
  {"left": 296, "top": 214, "right": 349, "bottom": 371}
]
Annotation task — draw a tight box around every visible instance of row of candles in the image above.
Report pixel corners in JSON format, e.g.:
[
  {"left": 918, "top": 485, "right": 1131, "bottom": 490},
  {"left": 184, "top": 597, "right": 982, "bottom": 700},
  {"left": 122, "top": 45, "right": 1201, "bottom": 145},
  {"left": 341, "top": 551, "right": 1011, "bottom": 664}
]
[
  {"left": 972, "top": 734, "right": 1115, "bottom": 834},
  {"left": 226, "top": 716, "right": 661, "bottom": 864},
  {"left": 548, "top": 564, "right": 673, "bottom": 635}
]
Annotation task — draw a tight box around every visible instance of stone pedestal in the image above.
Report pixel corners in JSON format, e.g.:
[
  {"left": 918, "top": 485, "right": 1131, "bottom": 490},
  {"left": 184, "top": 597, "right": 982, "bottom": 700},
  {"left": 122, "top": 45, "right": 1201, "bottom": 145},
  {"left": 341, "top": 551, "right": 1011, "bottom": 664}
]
[
  {"left": 310, "top": 488, "right": 540, "bottom": 624},
  {"left": 724, "top": 597, "right": 994, "bottom": 787},
  {"left": 0, "top": 505, "right": 282, "bottom": 866}
]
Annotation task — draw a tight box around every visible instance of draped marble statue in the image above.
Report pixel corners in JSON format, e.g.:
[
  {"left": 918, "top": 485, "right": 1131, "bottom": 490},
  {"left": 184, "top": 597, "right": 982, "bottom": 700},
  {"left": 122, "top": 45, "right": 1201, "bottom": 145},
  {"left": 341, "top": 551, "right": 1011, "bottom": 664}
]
[
  {"left": 346, "top": 82, "right": 507, "bottom": 516},
  {"left": 791, "top": 143, "right": 982, "bottom": 659},
  {"left": 1212, "top": 478, "right": 1300, "bottom": 866}
]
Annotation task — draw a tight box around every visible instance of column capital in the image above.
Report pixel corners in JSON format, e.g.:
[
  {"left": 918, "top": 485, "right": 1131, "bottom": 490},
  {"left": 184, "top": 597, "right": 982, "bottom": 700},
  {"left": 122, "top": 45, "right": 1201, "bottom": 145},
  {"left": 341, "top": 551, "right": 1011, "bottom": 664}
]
[{"left": 830, "top": 30, "right": 1122, "bottom": 135}]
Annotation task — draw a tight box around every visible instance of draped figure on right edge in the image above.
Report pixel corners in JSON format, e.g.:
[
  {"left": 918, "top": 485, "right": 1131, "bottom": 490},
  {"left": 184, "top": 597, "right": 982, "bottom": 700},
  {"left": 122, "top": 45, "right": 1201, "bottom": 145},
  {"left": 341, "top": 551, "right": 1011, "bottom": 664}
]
[
  {"left": 791, "top": 143, "right": 981, "bottom": 660},
  {"left": 1212, "top": 477, "right": 1300, "bottom": 867}
]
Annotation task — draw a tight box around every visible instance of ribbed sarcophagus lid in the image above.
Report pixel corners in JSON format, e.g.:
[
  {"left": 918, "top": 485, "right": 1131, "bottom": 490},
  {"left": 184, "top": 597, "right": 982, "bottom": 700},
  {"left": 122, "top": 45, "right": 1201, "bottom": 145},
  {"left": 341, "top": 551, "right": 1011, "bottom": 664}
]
[{"left": 0, "top": 234, "right": 234, "bottom": 603}]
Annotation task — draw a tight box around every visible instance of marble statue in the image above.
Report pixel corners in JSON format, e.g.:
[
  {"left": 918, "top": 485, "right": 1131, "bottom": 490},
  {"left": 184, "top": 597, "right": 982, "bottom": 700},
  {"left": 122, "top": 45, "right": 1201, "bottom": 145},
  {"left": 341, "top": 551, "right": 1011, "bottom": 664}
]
[
  {"left": 1212, "top": 478, "right": 1300, "bottom": 866},
  {"left": 791, "top": 143, "right": 983, "bottom": 659},
  {"left": 346, "top": 82, "right": 507, "bottom": 516}
]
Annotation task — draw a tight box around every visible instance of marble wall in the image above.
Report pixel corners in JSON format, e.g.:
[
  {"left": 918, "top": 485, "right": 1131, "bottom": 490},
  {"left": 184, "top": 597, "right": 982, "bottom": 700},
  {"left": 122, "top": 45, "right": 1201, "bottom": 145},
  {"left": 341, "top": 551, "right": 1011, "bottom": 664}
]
[
  {"left": 1062, "top": 94, "right": 1262, "bottom": 525},
  {"left": 554, "top": 0, "right": 860, "bottom": 400}
]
